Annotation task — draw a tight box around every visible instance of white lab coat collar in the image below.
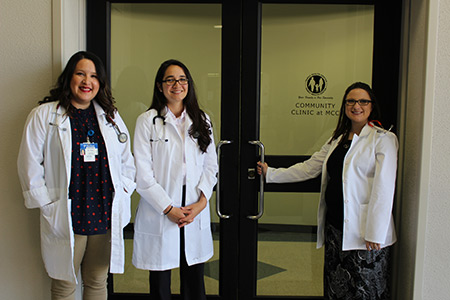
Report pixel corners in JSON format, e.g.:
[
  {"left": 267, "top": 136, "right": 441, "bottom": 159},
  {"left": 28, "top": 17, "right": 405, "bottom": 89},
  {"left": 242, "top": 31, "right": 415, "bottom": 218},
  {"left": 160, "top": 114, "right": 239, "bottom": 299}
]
[
  {"left": 162, "top": 106, "right": 193, "bottom": 133},
  {"left": 357, "top": 123, "right": 372, "bottom": 137},
  {"left": 53, "top": 100, "right": 105, "bottom": 122},
  {"left": 163, "top": 106, "right": 186, "bottom": 123}
]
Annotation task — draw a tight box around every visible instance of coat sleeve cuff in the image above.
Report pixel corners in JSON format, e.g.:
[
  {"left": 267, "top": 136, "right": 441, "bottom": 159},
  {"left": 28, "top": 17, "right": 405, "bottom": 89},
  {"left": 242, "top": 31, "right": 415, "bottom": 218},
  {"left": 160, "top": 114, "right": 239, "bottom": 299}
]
[
  {"left": 23, "top": 186, "right": 52, "bottom": 209},
  {"left": 197, "top": 182, "right": 213, "bottom": 200},
  {"left": 265, "top": 167, "right": 275, "bottom": 183},
  {"left": 121, "top": 176, "right": 137, "bottom": 195}
]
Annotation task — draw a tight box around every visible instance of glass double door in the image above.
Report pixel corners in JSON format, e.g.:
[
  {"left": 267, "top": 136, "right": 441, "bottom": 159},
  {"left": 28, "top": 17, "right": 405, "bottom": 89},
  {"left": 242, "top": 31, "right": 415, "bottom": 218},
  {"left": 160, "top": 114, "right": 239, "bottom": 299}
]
[{"left": 87, "top": 0, "right": 400, "bottom": 299}]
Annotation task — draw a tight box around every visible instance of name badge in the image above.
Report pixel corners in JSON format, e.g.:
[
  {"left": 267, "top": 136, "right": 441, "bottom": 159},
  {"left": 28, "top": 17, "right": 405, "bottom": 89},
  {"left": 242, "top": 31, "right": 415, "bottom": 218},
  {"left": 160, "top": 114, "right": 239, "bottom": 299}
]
[{"left": 80, "top": 142, "right": 98, "bottom": 162}]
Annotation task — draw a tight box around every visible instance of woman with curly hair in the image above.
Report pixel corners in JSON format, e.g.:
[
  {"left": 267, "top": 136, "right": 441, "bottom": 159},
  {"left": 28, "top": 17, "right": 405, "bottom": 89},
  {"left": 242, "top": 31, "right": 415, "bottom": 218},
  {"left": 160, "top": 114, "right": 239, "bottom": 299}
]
[{"left": 18, "top": 51, "right": 136, "bottom": 300}]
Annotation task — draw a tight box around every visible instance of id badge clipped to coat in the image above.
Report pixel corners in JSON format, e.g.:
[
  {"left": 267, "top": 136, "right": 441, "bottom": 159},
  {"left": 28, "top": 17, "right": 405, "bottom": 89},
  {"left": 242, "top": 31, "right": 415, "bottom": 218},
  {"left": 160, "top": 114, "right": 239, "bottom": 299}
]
[{"left": 80, "top": 142, "right": 98, "bottom": 162}]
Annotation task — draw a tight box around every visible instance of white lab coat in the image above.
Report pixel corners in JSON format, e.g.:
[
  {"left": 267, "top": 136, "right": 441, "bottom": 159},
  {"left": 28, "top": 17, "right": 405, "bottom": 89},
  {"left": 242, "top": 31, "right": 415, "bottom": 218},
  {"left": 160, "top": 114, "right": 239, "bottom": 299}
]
[
  {"left": 17, "top": 101, "right": 136, "bottom": 282},
  {"left": 266, "top": 123, "right": 398, "bottom": 250},
  {"left": 132, "top": 108, "right": 218, "bottom": 271}
]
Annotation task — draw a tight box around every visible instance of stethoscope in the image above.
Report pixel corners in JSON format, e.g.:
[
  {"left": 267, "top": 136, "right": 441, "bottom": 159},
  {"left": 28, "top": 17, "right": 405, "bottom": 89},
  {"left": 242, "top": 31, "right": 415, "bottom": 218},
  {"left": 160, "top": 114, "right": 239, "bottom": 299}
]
[
  {"left": 106, "top": 115, "right": 128, "bottom": 143},
  {"left": 48, "top": 104, "right": 128, "bottom": 143},
  {"left": 368, "top": 120, "right": 394, "bottom": 134},
  {"left": 149, "top": 112, "right": 203, "bottom": 142},
  {"left": 150, "top": 115, "right": 168, "bottom": 142},
  {"left": 49, "top": 104, "right": 68, "bottom": 131}
]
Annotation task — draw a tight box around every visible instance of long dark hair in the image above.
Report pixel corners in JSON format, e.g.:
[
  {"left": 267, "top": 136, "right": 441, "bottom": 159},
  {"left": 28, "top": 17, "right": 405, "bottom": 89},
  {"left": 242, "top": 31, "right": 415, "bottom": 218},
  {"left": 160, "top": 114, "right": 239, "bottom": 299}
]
[
  {"left": 149, "top": 59, "right": 212, "bottom": 153},
  {"left": 330, "top": 82, "right": 381, "bottom": 144},
  {"left": 39, "top": 51, "right": 116, "bottom": 119}
]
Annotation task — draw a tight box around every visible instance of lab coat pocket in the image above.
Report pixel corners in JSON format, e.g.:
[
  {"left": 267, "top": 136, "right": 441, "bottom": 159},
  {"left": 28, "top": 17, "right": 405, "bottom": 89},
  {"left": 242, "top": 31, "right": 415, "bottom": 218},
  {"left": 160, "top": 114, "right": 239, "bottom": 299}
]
[
  {"left": 134, "top": 202, "right": 163, "bottom": 236},
  {"left": 40, "top": 199, "right": 69, "bottom": 239},
  {"left": 359, "top": 204, "right": 369, "bottom": 238}
]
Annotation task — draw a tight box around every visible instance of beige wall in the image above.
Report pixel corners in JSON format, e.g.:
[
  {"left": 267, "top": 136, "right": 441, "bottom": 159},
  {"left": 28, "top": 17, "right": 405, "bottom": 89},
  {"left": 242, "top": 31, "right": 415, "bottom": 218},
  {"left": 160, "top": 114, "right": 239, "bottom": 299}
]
[
  {"left": 2, "top": 0, "right": 450, "bottom": 299},
  {"left": 0, "top": 0, "right": 53, "bottom": 299},
  {"left": 392, "top": 0, "right": 428, "bottom": 298},
  {"left": 414, "top": 0, "right": 450, "bottom": 298},
  {"left": 393, "top": 0, "right": 450, "bottom": 299}
]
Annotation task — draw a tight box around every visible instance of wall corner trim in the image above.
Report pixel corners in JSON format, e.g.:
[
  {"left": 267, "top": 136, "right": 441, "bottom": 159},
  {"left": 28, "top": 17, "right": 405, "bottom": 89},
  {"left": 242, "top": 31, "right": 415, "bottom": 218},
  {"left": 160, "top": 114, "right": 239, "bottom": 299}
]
[
  {"left": 51, "top": 0, "right": 86, "bottom": 81},
  {"left": 413, "top": 0, "right": 439, "bottom": 299}
]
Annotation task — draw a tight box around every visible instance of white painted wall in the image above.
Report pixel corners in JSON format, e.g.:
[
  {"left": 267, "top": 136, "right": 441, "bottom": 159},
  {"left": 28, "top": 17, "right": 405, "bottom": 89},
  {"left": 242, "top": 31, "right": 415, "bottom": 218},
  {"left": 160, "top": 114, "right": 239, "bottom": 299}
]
[{"left": 1, "top": 0, "right": 450, "bottom": 299}]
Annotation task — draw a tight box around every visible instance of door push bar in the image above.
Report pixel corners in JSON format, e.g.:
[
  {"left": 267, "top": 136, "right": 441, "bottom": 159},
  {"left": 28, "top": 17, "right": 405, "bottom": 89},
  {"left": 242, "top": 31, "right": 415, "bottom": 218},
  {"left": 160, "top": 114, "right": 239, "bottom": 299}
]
[
  {"left": 247, "top": 140, "right": 265, "bottom": 220},
  {"left": 216, "top": 140, "right": 233, "bottom": 219}
]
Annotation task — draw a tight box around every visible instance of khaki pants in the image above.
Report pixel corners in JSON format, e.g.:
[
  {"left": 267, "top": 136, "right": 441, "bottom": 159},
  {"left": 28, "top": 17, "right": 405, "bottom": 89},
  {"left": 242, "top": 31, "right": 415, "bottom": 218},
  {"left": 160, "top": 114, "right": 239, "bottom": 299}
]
[{"left": 51, "top": 231, "right": 111, "bottom": 300}]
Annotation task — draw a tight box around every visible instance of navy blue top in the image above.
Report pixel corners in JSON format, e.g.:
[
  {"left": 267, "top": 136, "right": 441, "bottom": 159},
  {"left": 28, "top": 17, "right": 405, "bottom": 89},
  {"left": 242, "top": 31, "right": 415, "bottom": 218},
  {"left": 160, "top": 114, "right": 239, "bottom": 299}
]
[
  {"left": 68, "top": 103, "right": 114, "bottom": 235},
  {"left": 325, "top": 139, "right": 352, "bottom": 231}
]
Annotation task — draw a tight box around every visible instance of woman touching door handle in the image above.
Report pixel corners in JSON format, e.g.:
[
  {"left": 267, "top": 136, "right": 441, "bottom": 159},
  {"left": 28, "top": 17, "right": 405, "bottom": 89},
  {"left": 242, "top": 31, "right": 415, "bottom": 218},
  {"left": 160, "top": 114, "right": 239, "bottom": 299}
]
[
  {"left": 256, "top": 161, "right": 268, "bottom": 178},
  {"left": 253, "top": 82, "right": 398, "bottom": 299},
  {"left": 248, "top": 141, "right": 265, "bottom": 220}
]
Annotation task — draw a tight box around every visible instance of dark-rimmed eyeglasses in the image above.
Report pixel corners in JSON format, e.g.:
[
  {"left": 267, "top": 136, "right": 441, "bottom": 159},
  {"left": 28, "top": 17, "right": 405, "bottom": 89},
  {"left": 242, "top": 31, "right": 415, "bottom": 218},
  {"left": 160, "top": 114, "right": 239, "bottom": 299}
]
[
  {"left": 162, "top": 78, "right": 189, "bottom": 86},
  {"left": 345, "top": 99, "right": 372, "bottom": 106}
]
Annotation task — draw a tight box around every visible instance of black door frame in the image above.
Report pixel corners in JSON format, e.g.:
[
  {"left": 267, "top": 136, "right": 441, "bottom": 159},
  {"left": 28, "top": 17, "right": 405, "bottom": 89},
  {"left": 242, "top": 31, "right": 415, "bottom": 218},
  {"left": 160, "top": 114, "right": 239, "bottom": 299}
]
[
  {"left": 236, "top": 1, "right": 402, "bottom": 299},
  {"left": 86, "top": 1, "right": 402, "bottom": 299}
]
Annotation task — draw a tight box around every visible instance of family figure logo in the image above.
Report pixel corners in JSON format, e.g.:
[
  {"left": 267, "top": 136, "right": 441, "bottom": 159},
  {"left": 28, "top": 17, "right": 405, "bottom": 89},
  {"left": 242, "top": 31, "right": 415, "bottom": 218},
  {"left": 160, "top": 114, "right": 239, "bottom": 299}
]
[{"left": 305, "top": 73, "right": 327, "bottom": 95}]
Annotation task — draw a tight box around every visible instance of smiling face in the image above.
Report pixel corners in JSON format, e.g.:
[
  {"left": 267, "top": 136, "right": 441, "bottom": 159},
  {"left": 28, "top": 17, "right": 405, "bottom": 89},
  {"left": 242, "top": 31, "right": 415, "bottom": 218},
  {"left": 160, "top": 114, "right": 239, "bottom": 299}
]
[
  {"left": 70, "top": 58, "right": 100, "bottom": 109},
  {"left": 159, "top": 65, "right": 188, "bottom": 110},
  {"left": 345, "top": 88, "right": 373, "bottom": 130}
]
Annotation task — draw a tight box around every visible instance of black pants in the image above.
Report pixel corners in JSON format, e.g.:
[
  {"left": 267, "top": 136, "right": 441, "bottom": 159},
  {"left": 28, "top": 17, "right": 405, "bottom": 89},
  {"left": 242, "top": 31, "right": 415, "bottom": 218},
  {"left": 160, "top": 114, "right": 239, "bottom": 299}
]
[{"left": 149, "top": 186, "right": 207, "bottom": 300}]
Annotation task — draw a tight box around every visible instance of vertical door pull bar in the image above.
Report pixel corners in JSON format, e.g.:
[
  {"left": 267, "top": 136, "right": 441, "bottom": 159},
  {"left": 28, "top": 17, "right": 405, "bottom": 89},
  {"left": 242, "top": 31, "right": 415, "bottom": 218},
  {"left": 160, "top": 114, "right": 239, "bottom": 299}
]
[
  {"left": 216, "top": 140, "right": 233, "bottom": 219},
  {"left": 247, "top": 140, "right": 265, "bottom": 220}
]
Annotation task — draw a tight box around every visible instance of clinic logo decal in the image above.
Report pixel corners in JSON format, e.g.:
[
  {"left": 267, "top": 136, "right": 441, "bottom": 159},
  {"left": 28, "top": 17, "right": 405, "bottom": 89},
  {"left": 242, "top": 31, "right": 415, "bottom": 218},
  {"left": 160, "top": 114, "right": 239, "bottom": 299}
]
[{"left": 305, "top": 73, "right": 327, "bottom": 96}]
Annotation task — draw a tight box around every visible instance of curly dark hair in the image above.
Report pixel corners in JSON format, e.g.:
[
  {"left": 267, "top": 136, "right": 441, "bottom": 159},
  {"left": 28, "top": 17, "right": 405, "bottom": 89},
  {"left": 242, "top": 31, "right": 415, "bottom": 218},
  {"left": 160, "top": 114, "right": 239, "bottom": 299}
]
[
  {"left": 330, "top": 82, "right": 381, "bottom": 144},
  {"left": 149, "top": 59, "right": 212, "bottom": 153},
  {"left": 39, "top": 51, "right": 116, "bottom": 119}
]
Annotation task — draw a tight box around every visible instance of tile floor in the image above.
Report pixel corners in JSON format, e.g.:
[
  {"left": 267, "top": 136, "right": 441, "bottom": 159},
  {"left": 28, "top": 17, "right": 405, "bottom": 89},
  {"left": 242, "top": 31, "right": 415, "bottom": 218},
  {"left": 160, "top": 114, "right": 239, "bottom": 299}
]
[{"left": 113, "top": 235, "right": 324, "bottom": 297}]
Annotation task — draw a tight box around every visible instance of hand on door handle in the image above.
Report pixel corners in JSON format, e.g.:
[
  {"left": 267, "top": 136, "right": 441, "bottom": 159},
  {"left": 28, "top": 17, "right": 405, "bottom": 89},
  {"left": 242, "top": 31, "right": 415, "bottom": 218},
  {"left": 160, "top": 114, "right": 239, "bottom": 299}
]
[
  {"left": 256, "top": 161, "right": 268, "bottom": 177},
  {"left": 248, "top": 141, "right": 265, "bottom": 220}
]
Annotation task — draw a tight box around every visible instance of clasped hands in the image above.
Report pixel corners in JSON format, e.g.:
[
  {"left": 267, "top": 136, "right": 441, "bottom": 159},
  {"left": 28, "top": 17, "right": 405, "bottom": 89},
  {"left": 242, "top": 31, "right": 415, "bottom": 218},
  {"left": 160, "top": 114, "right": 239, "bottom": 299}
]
[{"left": 164, "top": 194, "right": 207, "bottom": 228}]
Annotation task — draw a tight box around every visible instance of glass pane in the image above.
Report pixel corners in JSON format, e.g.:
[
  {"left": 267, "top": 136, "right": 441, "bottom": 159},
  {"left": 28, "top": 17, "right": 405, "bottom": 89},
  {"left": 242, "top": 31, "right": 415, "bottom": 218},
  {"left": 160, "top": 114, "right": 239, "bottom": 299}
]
[
  {"left": 110, "top": 3, "right": 221, "bottom": 295},
  {"left": 261, "top": 4, "right": 374, "bottom": 156},
  {"left": 259, "top": 4, "right": 374, "bottom": 297}
]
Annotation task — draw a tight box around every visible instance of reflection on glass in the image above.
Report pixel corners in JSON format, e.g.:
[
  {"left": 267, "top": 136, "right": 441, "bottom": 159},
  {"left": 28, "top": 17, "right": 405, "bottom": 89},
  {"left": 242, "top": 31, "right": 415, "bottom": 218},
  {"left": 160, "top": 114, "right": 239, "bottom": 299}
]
[
  {"left": 110, "top": 3, "right": 221, "bottom": 295},
  {"left": 258, "top": 4, "right": 374, "bottom": 296}
]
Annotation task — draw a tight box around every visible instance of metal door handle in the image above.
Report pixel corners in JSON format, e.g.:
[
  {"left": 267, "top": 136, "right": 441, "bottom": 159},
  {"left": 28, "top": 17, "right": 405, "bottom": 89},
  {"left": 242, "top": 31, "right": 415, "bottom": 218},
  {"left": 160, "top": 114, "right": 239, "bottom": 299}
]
[
  {"left": 247, "top": 140, "right": 265, "bottom": 220},
  {"left": 216, "top": 140, "right": 233, "bottom": 219}
]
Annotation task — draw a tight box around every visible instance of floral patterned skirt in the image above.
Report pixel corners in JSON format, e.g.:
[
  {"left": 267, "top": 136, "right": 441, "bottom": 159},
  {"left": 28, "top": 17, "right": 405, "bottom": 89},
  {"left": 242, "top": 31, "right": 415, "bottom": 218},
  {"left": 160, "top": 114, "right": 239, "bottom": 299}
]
[{"left": 324, "top": 224, "right": 391, "bottom": 300}]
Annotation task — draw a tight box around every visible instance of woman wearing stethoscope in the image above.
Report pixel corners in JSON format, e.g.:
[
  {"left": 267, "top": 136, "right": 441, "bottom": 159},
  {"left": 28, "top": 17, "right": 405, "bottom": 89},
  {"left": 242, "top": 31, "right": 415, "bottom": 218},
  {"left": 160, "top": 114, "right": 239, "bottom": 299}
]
[
  {"left": 257, "top": 82, "right": 398, "bottom": 299},
  {"left": 17, "top": 51, "right": 136, "bottom": 300},
  {"left": 132, "top": 59, "right": 218, "bottom": 300}
]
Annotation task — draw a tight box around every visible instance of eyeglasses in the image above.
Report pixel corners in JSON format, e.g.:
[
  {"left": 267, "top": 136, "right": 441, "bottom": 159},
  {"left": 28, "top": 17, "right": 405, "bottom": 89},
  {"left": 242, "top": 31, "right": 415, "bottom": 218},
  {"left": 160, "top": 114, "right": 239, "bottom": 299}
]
[
  {"left": 162, "top": 78, "right": 189, "bottom": 86},
  {"left": 345, "top": 99, "right": 372, "bottom": 106}
]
